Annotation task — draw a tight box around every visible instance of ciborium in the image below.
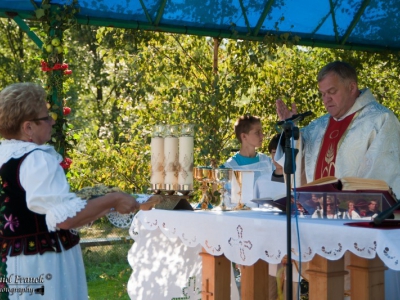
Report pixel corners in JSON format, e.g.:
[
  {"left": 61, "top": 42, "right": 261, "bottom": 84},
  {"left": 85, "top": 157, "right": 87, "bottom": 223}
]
[
  {"left": 193, "top": 166, "right": 214, "bottom": 209},
  {"left": 213, "top": 168, "right": 232, "bottom": 210}
]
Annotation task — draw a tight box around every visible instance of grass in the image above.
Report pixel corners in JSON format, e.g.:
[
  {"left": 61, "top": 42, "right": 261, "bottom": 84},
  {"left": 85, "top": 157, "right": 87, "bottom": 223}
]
[
  {"left": 80, "top": 218, "right": 134, "bottom": 299},
  {"left": 85, "top": 261, "right": 131, "bottom": 300}
]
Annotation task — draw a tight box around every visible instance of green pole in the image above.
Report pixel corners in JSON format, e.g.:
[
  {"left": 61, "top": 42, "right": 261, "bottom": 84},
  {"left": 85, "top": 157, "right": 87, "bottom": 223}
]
[{"left": 48, "top": 4, "right": 65, "bottom": 156}]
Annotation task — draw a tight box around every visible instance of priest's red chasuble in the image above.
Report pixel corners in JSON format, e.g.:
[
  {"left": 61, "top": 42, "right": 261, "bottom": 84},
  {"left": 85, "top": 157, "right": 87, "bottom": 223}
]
[{"left": 314, "top": 112, "right": 356, "bottom": 180}]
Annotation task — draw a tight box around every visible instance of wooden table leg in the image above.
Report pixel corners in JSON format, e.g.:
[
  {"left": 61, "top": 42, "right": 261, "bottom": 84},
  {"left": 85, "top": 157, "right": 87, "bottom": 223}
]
[
  {"left": 241, "top": 259, "right": 270, "bottom": 300},
  {"left": 199, "top": 247, "right": 230, "bottom": 300},
  {"left": 307, "top": 254, "right": 348, "bottom": 300},
  {"left": 347, "top": 253, "right": 387, "bottom": 300}
]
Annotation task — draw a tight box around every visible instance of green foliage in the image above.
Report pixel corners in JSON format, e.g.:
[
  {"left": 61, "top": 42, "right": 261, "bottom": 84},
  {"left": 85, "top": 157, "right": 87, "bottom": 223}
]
[
  {"left": 68, "top": 134, "right": 149, "bottom": 192},
  {"left": 0, "top": 19, "right": 42, "bottom": 86},
  {"left": 0, "top": 21, "right": 399, "bottom": 195}
]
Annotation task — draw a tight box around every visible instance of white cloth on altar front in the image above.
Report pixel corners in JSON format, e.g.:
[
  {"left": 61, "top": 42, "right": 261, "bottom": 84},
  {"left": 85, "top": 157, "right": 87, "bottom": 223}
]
[
  {"left": 131, "top": 209, "right": 400, "bottom": 299},
  {"left": 130, "top": 208, "right": 400, "bottom": 268},
  {"left": 135, "top": 210, "right": 395, "bottom": 286},
  {"left": 133, "top": 209, "right": 400, "bottom": 269},
  {"left": 127, "top": 217, "right": 239, "bottom": 300}
]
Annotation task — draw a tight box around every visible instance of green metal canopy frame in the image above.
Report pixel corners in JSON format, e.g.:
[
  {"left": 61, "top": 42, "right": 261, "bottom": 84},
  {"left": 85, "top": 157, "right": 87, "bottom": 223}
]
[{"left": 1, "top": 0, "right": 400, "bottom": 52}]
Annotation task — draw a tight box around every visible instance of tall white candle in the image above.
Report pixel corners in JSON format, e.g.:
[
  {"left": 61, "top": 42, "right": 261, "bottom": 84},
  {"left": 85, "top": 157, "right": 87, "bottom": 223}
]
[
  {"left": 164, "top": 136, "right": 179, "bottom": 188},
  {"left": 150, "top": 137, "right": 164, "bottom": 186},
  {"left": 178, "top": 136, "right": 194, "bottom": 187}
]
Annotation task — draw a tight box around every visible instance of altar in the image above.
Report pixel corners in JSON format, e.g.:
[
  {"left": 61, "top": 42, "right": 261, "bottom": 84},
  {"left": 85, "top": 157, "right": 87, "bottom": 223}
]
[{"left": 127, "top": 209, "right": 400, "bottom": 299}]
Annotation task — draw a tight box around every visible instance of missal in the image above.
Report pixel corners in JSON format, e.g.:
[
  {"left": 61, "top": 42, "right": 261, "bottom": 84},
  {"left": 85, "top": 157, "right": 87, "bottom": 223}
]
[{"left": 299, "top": 176, "right": 391, "bottom": 192}]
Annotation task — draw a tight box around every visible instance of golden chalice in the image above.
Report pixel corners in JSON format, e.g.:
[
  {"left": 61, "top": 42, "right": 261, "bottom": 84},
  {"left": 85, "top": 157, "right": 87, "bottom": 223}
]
[{"left": 193, "top": 166, "right": 214, "bottom": 209}]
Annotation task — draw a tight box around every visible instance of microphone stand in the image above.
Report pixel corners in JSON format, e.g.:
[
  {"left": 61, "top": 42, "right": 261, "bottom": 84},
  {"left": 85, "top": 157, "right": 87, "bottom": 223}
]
[
  {"left": 277, "top": 111, "right": 310, "bottom": 300},
  {"left": 280, "top": 121, "right": 299, "bottom": 300}
]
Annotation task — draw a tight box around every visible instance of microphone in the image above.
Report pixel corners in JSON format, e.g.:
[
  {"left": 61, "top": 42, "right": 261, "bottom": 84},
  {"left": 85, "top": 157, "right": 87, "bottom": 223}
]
[
  {"left": 373, "top": 201, "right": 400, "bottom": 225},
  {"left": 277, "top": 111, "right": 312, "bottom": 126}
]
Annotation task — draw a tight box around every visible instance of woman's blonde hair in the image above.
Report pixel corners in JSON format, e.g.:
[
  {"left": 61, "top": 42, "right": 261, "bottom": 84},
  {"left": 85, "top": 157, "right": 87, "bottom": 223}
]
[{"left": 0, "top": 82, "right": 47, "bottom": 138}]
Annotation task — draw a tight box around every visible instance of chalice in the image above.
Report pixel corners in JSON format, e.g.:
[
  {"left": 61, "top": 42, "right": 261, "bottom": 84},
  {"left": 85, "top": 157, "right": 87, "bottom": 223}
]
[
  {"left": 213, "top": 168, "right": 232, "bottom": 210},
  {"left": 193, "top": 166, "right": 214, "bottom": 209},
  {"left": 233, "top": 170, "right": 247, "bottom": 210}
]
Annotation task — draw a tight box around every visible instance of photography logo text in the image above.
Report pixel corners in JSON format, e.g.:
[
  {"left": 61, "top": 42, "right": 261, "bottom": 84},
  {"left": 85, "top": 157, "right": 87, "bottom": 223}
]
[{"left": 0, "top": 274, "right": 50, "bottom": 296}]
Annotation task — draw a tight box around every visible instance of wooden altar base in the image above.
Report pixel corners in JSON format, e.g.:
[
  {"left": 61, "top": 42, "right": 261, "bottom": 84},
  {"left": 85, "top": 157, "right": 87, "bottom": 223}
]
[
  {"left": 347, "top": 253, "right": 387, "bottom": 300},
  {"left": 199, "top": 250, "right": 386, "bottom": 300},
  {"left": 200, "top": 248, "right": 230, "bottom": 300},
  {"left": 307, "top": 254, "right": 348, "bottom": 300},
  {"left": 241, "top": 260, "right": 269, "bottom": 299}
]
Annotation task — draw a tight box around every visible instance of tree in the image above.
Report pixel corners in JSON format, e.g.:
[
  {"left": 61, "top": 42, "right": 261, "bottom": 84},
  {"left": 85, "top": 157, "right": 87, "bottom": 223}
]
[{"left": 0, "top": 20, "right": 399, "bottom": 195}]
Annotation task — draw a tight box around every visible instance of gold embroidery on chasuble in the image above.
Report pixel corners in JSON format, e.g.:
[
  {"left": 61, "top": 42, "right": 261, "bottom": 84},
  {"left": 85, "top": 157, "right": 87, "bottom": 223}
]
[{"left": 314, "top": 112, "right": 357, "bottom": 180}]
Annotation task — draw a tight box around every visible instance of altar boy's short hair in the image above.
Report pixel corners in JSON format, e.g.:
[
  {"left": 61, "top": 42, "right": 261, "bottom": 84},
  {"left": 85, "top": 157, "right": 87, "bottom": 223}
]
[{"left": 234, "top": 115, "right": 261, "bottom": 143}]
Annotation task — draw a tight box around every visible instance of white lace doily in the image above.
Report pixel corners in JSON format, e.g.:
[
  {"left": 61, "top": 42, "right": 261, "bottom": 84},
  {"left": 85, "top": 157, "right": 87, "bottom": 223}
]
[
  {"left": 106, "top": 194, "right": 151, "bottom": 228},
  {"left": 106, "top": 212, "right": 136, "bottom": 228}
]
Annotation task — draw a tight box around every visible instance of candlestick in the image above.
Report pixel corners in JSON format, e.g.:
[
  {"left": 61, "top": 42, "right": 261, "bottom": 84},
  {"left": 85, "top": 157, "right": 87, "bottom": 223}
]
[
  {"left": 178, "top": 135, "right": 194, "bottom": 187},
  {"left": 150, "top": 136, "right": 164, "bottom": 189},
  {"left": 164, "top": 125, "right": 179, "bottom": 190},
  {"left": 178, "top": 124, "right": 194, "bottom": 190}
]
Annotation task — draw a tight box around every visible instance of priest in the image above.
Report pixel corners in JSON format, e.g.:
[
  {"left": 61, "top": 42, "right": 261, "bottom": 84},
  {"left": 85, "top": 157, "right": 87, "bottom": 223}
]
[
  {"left": 276, "top": 60, "right": 400, "bottom": 198},
  {"left": 275, "top": 60, "right": 400, "bottom": 300}
]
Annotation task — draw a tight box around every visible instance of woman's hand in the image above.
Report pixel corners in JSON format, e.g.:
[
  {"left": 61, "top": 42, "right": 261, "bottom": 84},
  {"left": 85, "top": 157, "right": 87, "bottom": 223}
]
[
  {"left": 139, "top": 195, "right": 162, "bottom": 211},
  {"left": 114, "top": 192, "right": 140, "bottom": 214}
]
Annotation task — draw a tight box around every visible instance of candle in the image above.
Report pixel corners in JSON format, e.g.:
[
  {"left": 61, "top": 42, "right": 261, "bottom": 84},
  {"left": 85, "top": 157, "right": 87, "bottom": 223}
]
[
  {"left": 164, "top": 135, "right": 179, "bottom": 189},
  {"left": 150, "top": 137, "right": 164, "bottom": 186},
  {"left": 178, "top": 136, "right": 194, "bottom": 187}
]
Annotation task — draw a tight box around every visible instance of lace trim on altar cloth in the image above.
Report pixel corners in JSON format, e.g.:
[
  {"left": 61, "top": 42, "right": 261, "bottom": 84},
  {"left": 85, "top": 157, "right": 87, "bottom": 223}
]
[
  {"left": 0, "top": 139, "right": 62, "bottom": 166},
  {"left": 46, "top": 198, "right": 88, "bottom": 232}
]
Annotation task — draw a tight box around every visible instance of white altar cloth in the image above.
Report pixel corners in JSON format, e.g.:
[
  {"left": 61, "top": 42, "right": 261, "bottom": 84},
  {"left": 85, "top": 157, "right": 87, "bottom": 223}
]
[{"left": 128, "top": 209, "right": 400, "bottom": 299}]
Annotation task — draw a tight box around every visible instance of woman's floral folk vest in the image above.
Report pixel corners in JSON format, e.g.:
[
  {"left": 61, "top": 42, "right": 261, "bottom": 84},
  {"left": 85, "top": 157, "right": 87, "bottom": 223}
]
[{"left": 0, "top": 152, "right": 80, "bottom": 257}]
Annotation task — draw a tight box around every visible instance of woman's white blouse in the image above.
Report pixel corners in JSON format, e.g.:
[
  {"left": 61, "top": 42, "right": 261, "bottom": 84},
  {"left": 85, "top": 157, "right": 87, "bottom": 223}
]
[{"left": 0, "top": 139, "right": 87, "bottom": 231}]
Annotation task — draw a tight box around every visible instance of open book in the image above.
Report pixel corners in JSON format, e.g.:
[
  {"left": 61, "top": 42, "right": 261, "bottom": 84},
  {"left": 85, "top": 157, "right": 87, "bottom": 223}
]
[{"left": 299, "top": 176, "right": 391, "bottom": 192}]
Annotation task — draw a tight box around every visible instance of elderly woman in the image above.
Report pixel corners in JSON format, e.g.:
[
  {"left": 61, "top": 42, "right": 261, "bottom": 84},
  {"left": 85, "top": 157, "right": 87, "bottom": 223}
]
[{"left": 0, "top": 82, "right": 156, "bottom": 299}]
